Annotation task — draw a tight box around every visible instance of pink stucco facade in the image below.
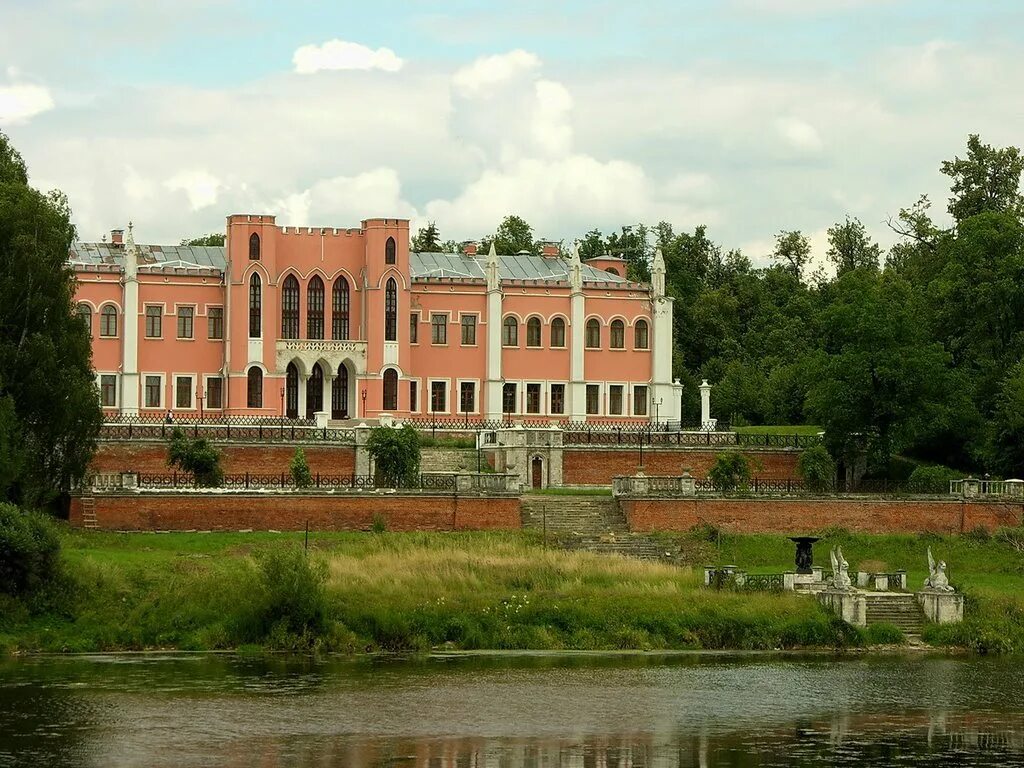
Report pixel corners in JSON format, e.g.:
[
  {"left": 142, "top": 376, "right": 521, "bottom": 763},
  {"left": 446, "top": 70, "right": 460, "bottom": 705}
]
[{"left": 71, "top": 215, "right": 682, "bottom": 423}]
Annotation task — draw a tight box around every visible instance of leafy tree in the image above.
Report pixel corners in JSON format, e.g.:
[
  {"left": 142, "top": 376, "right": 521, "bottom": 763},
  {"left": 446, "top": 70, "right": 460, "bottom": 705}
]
[
  {"left": 906, "top": 465, "right": 962, "bottom": 494},
  {"left": 708, "top": 453, "right": 751, "bottom": 492},
  {"left": 606, "top": 224, "right": 652, "bottom": 282},
  {"left": 826, "top": 216, "right": 882, "bottom": 275},
  {"left": 180, "top": 233, "right": 225, "bottom": 246},
  {"left": 290, "top": 447, "right": 313, "bottom": 489},
  {"left": 992, "top": 362, "right": 1024, "bottom": 478},
  {"left": 480, "top": 215, "right": 537, "bottom": 255},
  {"left": 411, "top": 221, "right": 443, "bottom": 252},
  {"left": 167, "top": 428, "right": 224, "bottom": 487},
  {"left": 578, "top": 228, "right": 605, "bottom": 261},
  {"left": 941, "top": 134, "right": 1024, "bottom": 224},
  {"left": 0, "top": 131, "right": 103, "bottom": 507},
  {"left": 0, "top": 503, "right": 62, "bottom": 597},
  {"left": 366, "top": 424, "right": 421, "bottom": 487},
  {"left": 797, "top": 444, "right": 836, "bottom": 493},
  {"left": 772, "top": 230, "right": 811, "bottom": 278}
]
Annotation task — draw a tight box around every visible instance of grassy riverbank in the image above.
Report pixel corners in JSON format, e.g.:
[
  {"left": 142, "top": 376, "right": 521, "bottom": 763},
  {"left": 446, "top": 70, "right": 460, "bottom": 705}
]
[{"left": 3, "top": 527, "right": 1024, "bottom": 654}]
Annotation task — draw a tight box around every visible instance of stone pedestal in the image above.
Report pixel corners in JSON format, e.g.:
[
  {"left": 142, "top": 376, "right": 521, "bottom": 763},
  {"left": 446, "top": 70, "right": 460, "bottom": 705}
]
[
  {"left": 314, "top": 410, "right": 329, "bottom": 429},
  {"left": 917, "top": 590, "right": 964, "bottom": 624},
  {"left": 679, "top": 471, "right": 695, "bottom": 497},
  {"left": 818, "top": 589, "right": 867, "bottom": 626},
  {"left": 353, "top": 423, "right": 372, "bottom": 477}
]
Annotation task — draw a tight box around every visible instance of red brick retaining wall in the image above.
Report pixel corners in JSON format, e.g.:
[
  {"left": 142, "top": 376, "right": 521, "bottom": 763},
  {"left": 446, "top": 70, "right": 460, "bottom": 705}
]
[
  {"left": 70, "top": 492, "right": 520, "bottom": 532},
  {"left": 563, "top": 449, "right": 801, "bottom": 485},
  {"left": 91, "top": 443, "right": 355, "bottom": 476},
  {"left": 621, "top": 497, "right": 1024, "bottom": 534}
]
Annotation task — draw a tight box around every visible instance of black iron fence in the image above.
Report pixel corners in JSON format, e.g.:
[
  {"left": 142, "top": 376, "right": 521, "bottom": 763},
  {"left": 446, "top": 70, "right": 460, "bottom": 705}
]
[
  {"left": 100, "top": 416, "right": 355, "bottom": 443},
  {"left": 133, "top": 472, "right": 459, "bottom": 491}
]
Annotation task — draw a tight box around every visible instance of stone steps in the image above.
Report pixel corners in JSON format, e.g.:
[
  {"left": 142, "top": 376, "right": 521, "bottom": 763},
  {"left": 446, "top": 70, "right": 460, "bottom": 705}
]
[
  {"left": 865, "top": 594, "right": 924, "bottom": 634},
  {"left": 419, "top": 448, "right": 479, "bottom": 473}
]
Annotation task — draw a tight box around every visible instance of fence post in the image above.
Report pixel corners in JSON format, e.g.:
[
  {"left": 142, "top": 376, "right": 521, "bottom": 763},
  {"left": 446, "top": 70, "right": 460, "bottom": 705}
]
[
  {"left": 129, "top": 422, "right": 134, "bottom": 439},
  {"left": 173, "top": 471, "right": 177, "bottom": 488},
  {"left": 245, "top": 472, "right": 250, "bottom": 489},
  {"left": 291, "top": 425, "right": 295, "bottom": 440},
  {"left": 281, "top": 472, "right": 286, "bottom": 488},
  {"left": 193, "top": 422, "right": 198, "bottom": 438},
  {"left": 794, "top": 434, "right": 800, "bottom": 449}
]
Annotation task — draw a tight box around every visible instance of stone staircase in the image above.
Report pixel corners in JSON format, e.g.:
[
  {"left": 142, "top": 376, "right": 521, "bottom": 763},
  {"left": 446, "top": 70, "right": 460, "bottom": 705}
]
[
  {"left": 520, "top": 494, "right": 672, "bottom": 563},
  {"left": 419, "top": 447, "right": 480, "bottom": 473},
  {"left": 80, "top": 496, "right": 98, "bottom": 530},
  {"left": 865, "top": 593, "right": 925, "bottom": 635}
]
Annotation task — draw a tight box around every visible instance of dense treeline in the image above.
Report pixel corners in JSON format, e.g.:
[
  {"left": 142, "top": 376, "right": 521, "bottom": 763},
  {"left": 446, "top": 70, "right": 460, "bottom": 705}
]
[{"left": 418, "top": 135, "right": 1024, "bottom": 477}]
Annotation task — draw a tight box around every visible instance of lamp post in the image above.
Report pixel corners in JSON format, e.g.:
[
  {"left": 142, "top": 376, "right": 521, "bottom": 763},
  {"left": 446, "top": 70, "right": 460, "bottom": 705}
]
[
  {"left": 196, "top": 383, "right": 204, "bottom": 423},
  {"left": 361, "top": 387, "right": 367, "bottom": 419},
  {"left": 279, "top": 386, "right": 285, "bottom": 434},
  {"left": 654, "top": 398, "right": 663, "bottom": 430}
]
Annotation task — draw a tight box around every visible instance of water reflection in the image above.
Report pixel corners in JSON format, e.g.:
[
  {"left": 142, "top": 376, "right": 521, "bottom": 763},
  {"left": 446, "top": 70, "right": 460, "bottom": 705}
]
[{"left": 2, "top": 653, "right": 1023, "bottom": 767}]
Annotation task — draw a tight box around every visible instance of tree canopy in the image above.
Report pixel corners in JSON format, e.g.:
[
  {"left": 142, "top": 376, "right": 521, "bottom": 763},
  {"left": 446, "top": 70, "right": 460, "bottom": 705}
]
[
  {"left": 181, "top": 233, "right": 225, "bottom": 246},
  {"left": 0, "top": 131, "right": 102, "bottom": 508}
]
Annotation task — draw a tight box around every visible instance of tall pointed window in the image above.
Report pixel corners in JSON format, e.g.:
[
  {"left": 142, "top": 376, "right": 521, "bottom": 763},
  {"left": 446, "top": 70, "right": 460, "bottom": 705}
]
[
  {"left": 610, "top": 319, "right": 625, "bottom": 349},
  {"left": 249, "top": 232, "right": 260, "bottom": 260},
  {"left": 634, "top": 319, "right": 649, "bottom": 350},
  {"left": 281, "top": 275, "right": 300, "bottom": 339},
  {"left": 332, "top": 277, "right": 350, "bottom": 340},
  {"left": 385, "top": 278, "right": 397, "bottom": 341},
  {"left": 332, "top": 364, "right": 349, "bottom": 419},
  {"left": 249, "top": 273, "right": 261, "bottom": 338},
  {"left": 383, "top": 368, "right": 398, "bottom": 411},
  {"left": 550, "top": 317, "right": 566, "bottom": 348},
  {"left": 307, "top": 275, "right": 324, "bottom": 339},
  {"left": 385, "top": 236, "right": 396, "bottom": 264},
  {"left": 247, "top": 367, "right": 263, "bottom": 408}
]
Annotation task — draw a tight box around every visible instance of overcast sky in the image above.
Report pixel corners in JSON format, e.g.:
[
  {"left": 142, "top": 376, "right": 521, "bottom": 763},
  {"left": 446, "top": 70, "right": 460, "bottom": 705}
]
[{"left": 2, "top": 0, "right": 1022, "bottom": 263}]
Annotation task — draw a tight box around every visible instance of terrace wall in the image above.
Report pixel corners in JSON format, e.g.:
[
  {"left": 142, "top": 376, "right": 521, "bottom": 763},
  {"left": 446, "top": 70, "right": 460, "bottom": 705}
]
[
  {"left": 91, "top": 442, "right": 355, "bottom": 476},
  {"left": 563, "top": 448, "right": 801, "bottom": 485}
]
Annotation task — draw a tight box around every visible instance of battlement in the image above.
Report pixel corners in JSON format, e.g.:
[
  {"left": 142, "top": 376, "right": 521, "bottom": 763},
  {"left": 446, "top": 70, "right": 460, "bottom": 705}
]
[
  {"left": 277, "top": 226, "right": 365, "bottom": 237},
  {"left": 226, "top": 214, "right": 276, "bottom": 225}
]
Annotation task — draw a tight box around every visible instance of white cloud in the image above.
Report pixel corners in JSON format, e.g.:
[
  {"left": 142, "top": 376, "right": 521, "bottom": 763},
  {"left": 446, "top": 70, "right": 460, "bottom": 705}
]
[
  {"left": 452, "top": 49, "right": 540, "bottom": 97},
  {"left": 774, "top": 116, "right": 823, "bottom": 153},
  {"left": 292, "top": 40, "right": 403, "bottom": 74},
  {"left": 272, "top": 168, "right": 415, "bottom": 227},
  {"left": 530, "top": 79, "right": 574, "bottom": 157},
  {"left": 164, "top": 170, "right": 222, "bottom": 211},
  {"left": 0, "top": 68, "right": 54, "bottom": 125},
  {"left": 122, "top": 165, "right": 155, "bottom": 202}
]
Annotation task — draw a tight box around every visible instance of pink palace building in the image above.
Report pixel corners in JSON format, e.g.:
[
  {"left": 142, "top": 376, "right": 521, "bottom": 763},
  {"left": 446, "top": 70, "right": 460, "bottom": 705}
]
[{"left": 70, "top": 215, "right": 683, "bottom": 424}]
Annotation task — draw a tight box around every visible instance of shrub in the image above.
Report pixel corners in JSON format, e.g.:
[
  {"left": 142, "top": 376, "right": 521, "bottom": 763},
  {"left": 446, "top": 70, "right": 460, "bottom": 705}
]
[
  {"left": 907, "top": 465, "right": 961, "bottom": 494},
  {"left": 0, "top": 504, "right": 61, "bottom": 597},
  {"left": 797, "top": 444, "right": 836, "bottom": 493},
  {"left": 371, "top": 513, "right": 388, "bottom": 533},
  {"left": 367, "top": 424, "right": 421, "bottom": 487},
  {"left": 290, "top": 447, "right": 312, "bottom": 489},
  {"left": 708, "top": 453, "right": 751, "bottom": 492},
  {"left": 864, "top": 622, "right": 904, "bottom": 645},
  {"left": 167, "top": 428, "right": 223, "bottom": 487},
  {"left": 252, "top": 547, "right": 328, "bottom": 643}
]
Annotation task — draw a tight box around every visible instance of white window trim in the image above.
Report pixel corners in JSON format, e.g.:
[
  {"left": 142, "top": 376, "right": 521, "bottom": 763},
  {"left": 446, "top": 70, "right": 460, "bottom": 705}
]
[
  {"left": 174, "top": 303, "right": 198, "bottom": 341},
  {"left": 202, "top": 374, "right": 225, "bottom": 410},
  {"left": 456, "top": 378, "right": 480, "bottom": 415},
  {"left": 172, "top": 372, "right": 197, "bottom": 411},
  {"left": 408, "top": 377, "right": 421, "bottom": 414},
  {"left": 428, "top": 378, "right": 450, "bottom": 414},
  {"left": 144, "top": 303, "right": 166, "bottom": 339},
  {"left": 142, "top": 372, "right": 167, "bottom": 410},
  {"left": 96, "top": 372, "right": 119, "bottom": 408},
  {"left": 429, "top": 311, "right": 451, "bottom": 346},
  {"left": 632, "top": 383, "right": 651, "bottom": 417},
  {"left": 548, "top": 380, "right": 568, "bottom": 416},
  {"left": 607, "top": 381, "right": 627, "bottom": 416}
]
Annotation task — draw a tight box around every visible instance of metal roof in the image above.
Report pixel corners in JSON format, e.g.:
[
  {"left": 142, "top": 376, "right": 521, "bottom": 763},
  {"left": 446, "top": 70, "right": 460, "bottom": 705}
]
[{"left": 69, "top": 243, "right": 632, "bottom": 285}]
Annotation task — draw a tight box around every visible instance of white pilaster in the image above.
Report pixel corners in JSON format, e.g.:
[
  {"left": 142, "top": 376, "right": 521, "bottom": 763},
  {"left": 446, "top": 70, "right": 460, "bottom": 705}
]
[
  {"left": 120, "top": 222, "right": 140, "bottom": 417},
  {"left": 484, "top": 243, "right": 503, "bottom": 420},
  {"left": 297, "top": 373, "right": 307, "bottom": 419},
  {"left": 568, "top": 243, "right": 586, "bottom": 419},
  {"left": 650, "top": 247, "right": 676, "bottom": 423}
]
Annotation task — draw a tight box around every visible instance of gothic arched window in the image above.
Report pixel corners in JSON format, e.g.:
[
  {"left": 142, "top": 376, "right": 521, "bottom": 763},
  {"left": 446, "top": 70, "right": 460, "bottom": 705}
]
[
  {"left": 281, "top": 275, "right": 300, "bottom": 339},
  {"left": 248, "top": 273, "right": 261, "bottom": 338},
  {"left": 385, "top": 236, "right": 396, "bottom": 265},
  {"left": 385, "top": 278, "right": 397, "bottom": 341},
  {"left": 383, "top": 368, "right": 398, "bottom": 411},
  {"left": 307, "top": 275, "right": 324, "bottom": 340},
  {"left": 249, "top": 232, "right": 260, "bottom": 260},
  {"left": 332, "top": 277, "right": 350, "bottom": 340}
]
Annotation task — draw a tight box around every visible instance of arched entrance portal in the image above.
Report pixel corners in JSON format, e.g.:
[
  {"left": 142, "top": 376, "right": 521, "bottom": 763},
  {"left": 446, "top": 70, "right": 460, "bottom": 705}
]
[
  {"left": 306, "top": 363, "right": 323, "bottom": 419},
  {"left": 531, "top": 456, "right": 543, "bottom": 489},
  {"left": 332, "top": 364, "right": 349, "bottom": 420},
  {"left": 285, "top": 363, "right": 299, "bottom": 418}
]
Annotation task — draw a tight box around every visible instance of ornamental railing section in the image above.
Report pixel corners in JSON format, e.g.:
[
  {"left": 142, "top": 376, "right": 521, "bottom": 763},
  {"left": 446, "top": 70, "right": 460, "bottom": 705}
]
[
  {"left": 88, "top": 471, "right": 519, "bottom": 494},
  {"left": 950, "top": 478, "right": 1024, "bottom": 499},
  {"left": 99, "top": 415, "right": 355, "bottom": 444},
  {"left": 614, "top": 474, "right": 958, "bottom": 497}
]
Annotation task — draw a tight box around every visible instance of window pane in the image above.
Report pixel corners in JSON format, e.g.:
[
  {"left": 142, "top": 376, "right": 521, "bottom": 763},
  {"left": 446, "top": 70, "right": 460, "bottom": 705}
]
[
  {"left": 385, "top": 279, "right": 397, "bottom": 341},
  {"left": 281, "top": 276, "right": 300, "bottom": 339},
  {"left": 634, "top": 386, "right": 648, "bottom": 416},
  {"left": 385, "top": 236, "right": 396, "bottom": 264},
  {"left": 101, "top": 307, "right": 117, "bottom": 337},
  {"left": 635, "top": 320, "right": 649, "bottom": 349},
  {"left": 609, "top": 385, "right": 623, "bottom": 415},
  {"left": 502, "top": 383, "right": 517, "bottom": 414},
  {"left": 145, "top": 306, "right": 162, "bottom": 338},
  {"left": 249, "top": 274, "right": 261, "bottom": 338},
  {"left": 207, "top": 308, "right": 223, "bottom": 339},
  {"left": 145, "top": 376, "right": 162, "bottom": 408},
  {"left": 410, "top": 314, "right": 418, "bottom": 343},
  {"left": 206, "top": 378, "right": 223, "bottom": 409},
  {"left": 177, "top": 307, "right": 193, "bottom": 339},
  {"left": 585, "top": 320, "right": 600, "bottom": 348},
  {"left": 249, "top": 232, "right": 260, "bottom": 260},
  {"left": 611, "top": 320, "right": 624, "bottom": 349},
  {"left": 332, "top": 278, "right": 350, "bottom": 340},
  {"left": 100, "top": 375, "right": 116, "bottom": 407},
  {"left": 431, "top": 314, "right": 447, "bottom": 344},
  {"left": 383, "top": 369, "right": 398, "bottom": 410},
  {"left": 586, "top": 384, "right": 600, "bottom": 414},
  {"left": 460, "top": 382, "right": 475, "bottom": 413},
  {"left": 409, "top": 381, "right": 418, "bottom": 412},
  {"left": 307, "top": 276, "right": 324, "bottom": 340},
  {"left": 431, "top": 381, "right": 446, "bottom": 412},
  {"left": 551, "top": 318, "right": 565, "bottom": 347},
  {"left": 526, "top": 383, "right": 541, "bottom": 413},
  {"left": 247, "top": 368, "right": 263, "bottom": 408},
  {"left": 550, "top": 384, "right": 565, "bottom": 414},
  {"left": 502, "top": 318, "right": 518, "bottom": 346},
  {"left": 526, "top": 318, "right": 541, "bottom": 347},
  {"left": 461, "top": 315, "right": 476, "bottom": 345},
  {"left": 176, "top": 377, "right": 192, "bottom": 408}
]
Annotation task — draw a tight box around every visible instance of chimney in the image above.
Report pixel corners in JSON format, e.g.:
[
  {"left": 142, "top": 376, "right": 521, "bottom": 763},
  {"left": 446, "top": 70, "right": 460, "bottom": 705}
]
[
  {"left": 110, "top": 229, "right": 124, "bottom": 247},
  {"left": 540, "top": 240, "right": 560, "bottom": 257},
  {"left": 461, "top": 240, "right": 478, "bottom": 256}
]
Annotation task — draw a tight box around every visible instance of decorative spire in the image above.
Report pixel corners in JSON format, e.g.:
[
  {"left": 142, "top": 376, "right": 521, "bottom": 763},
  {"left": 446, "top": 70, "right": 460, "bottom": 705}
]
[
  {"left": 568, "top": 241, "right": 582, "bottom": 292},
  {"left": 652, "top": 247, "right": 665, "bottom": 298},
  {"left": 124, "top": 220, "right": 139, "bottom": 280},
  {"left": 486, "top": 241, "right": 500, "bottom": 292}
]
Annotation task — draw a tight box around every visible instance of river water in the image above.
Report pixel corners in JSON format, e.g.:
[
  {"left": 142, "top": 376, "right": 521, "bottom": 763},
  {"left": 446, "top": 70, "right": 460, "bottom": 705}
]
[{"left": 2, "top": 652, "right": 1023, "bottom": 767}]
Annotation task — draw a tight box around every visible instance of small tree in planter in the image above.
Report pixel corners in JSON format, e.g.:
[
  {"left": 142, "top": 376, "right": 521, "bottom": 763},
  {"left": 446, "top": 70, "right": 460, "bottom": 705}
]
[
  {"left": 290, "top": 447, "right": 313, "bottom": 489},
  {"left": 366, "top": 424, "right": 421, "bottom": 488},
  {"left": 167, "top": 428, "right": 223, "bottom": 487},
  {"left": 708, "top": 452, "right": 751, "bottom": 493},
  {"left": 797, "top": 444, "right": 837, "bottom": 493}
]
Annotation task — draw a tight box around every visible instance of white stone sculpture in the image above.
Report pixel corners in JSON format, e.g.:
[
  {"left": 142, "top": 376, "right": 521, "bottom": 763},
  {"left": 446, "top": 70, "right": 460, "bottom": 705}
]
[
  {"left": 924, "top": 547, "right": 954, "bottom": 592},
  {"left": 830, "top": 546, "right": 852, "bottom": 590}
]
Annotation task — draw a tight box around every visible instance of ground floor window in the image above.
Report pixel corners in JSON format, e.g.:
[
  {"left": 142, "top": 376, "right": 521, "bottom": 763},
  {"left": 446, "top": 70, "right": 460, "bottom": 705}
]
[
  {"left": 409, "top": 380, "right": 418, "bottom": 412},
  {"left": 206, "top": 377, "right": 223, "bottom": 409},
  {"left": 176, "top": 376, "right": 193, "bottom": 408},
  {"left": 586, "top": 384, "right": 600, "bottom": 415},
  {"left": 550, "top": 384, "right": 565, "bottom": 415},
  {"left": 247, "top": 368, "right": 263, "bottom": 409},
  {"left": 502, "top": 382, "right": 517, "bottom": 415},
  {"left": 526, "top": 383, "right": 541, "bottom": 414},
  {"left": 145, "top": 376, "right": 162, "bottom": 408},
  {"left": 609, "top": 385, "right": 623, "bottom": 415},
  {"left": 460, "top": 381, "right": 475, "bottom": 414},
  {"left": 431, "top": 381, "right": 446, "bottom": 412},
  {"left": 100, "top": 375, "right": 116, "bottom": 407},
  {"left": 633, "top": 385, "right": 648, "bottom": 416}
]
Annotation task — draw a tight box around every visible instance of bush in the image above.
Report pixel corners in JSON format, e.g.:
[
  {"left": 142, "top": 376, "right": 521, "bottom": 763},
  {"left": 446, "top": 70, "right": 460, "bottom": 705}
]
[
  {"left": 167, "top": 428, "right": 223, "bottom": 487},
  {"left": 0, "top": 504, "right": 61, "bottom": 597},
  {"left": 906, "top": 464, "right": 961, "bottom": 494},
  {"left": 252, "top": 547, "right": 328, "bottom": 645},
  {"left": 864, "top": 622, "right": 904, "bottom": 645},
  {"left": 708, "top": 453, "right": 751, "bottom": 492},
  {"left": 367, "top": 424, "right": 421, "bottom": 487},
  {"left": 290, "top": 447, "right": 312, "bottom": 489},
  {"left": 371, "top": 513, "right": 388, "bottom": 533},
  {"left": 797, "top": 444, "right": 836, "bottom": 493}
]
